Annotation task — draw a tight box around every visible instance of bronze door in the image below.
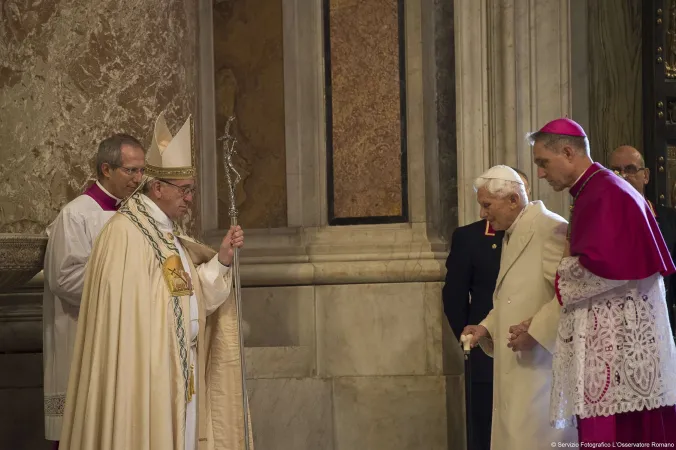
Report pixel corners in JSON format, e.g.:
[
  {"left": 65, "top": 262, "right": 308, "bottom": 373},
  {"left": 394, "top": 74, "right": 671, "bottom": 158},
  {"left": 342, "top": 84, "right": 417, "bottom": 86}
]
[{"left": 644, "top": 0, "right": 675, "bottom": 206}]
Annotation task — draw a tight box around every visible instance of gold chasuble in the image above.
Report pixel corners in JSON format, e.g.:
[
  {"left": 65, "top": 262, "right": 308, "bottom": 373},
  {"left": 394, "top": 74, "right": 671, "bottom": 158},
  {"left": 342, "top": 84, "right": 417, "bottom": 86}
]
[
  {"left": 59, "top": 113, "right": 253, "bottom": 450},
  {"left": 59, "top": 193, "right": 253, "bottom": 450}
]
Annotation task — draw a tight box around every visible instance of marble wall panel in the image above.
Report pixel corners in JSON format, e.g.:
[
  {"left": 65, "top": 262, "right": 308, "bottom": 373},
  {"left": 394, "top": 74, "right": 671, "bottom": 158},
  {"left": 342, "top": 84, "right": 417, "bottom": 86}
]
[
  {"left": 0, "top": 0, "right": 199, "bottom": 234},
  {"left": 212, "top": 0, "right": 287, "bottom": 230},
  {"left": 245, "top": 346, "right": 315, "bottom": 379},
  {"left": 442, "top": 313, "right": 464, "bottom": 376},
  {"left": 424, "top": 281, "right": 444, "bottom": 374},
  {"left": 327, "top": 0, "right": 405, "bottom": 219},
  {"left": 0, "top": 291, "right": 43, "bottom": 353},
  {"left": 248, "top": 378, "right": 334, "bottom": 450},
  {"left": 0, "top": 388, "right": 50, "bottom": 450},
  {"left": 242, "top": 285, "right": 315, "bottom": 347},
  {"left": 588, "top": 0, "right": 642, "bottom": 163},
  {"left": 316, "top": 282, "right": 427, "bottom": 376},
  {"left": 0, "top": 353, "right": 47, "bottom": 449},
  {"left": 332, "top": 376, "right": 447, "bottom": 450},
  {"left": 445, "top": 375, "right": 466, "bottom": 450},
  {"left": 0, "top": 353, "right": 43, "bottom": 388}
]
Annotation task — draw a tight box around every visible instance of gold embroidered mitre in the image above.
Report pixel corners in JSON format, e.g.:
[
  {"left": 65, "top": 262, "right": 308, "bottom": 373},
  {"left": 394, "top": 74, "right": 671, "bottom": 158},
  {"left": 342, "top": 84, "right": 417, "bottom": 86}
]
[{"left": 145, "top": 112, "right": 196, "bottom": 180}]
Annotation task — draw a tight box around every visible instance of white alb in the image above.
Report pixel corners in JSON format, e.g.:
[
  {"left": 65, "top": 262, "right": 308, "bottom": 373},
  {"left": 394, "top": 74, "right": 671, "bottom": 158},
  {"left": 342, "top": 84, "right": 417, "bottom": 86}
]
[{"left": 551, "top": 256, "right": 676, "bottom": 428}]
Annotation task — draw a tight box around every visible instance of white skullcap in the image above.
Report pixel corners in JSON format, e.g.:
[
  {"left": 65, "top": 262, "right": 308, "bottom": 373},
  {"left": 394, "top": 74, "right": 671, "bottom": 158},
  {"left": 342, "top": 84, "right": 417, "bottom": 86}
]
[{"left": 477, "top": 165, "right": 524, "bottom": 184}]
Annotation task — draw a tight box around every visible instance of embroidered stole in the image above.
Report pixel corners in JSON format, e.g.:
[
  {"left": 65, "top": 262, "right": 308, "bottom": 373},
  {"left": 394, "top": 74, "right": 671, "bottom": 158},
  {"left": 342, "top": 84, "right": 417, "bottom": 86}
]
[{"left": 118, "top": 193, "right": 195, "bottom": 405}]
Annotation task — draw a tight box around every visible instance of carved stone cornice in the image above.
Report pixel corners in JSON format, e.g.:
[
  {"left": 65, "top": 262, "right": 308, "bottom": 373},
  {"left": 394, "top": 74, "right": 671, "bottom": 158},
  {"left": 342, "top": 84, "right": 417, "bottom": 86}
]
[
  {"left": 0, "top": 233, "right": 48, "bottom": 293},
  {"left": 16, "top": 223, "right": 447, "bottom": 291},
  {"left": 203, "top": 223, "right": 447, "bottom": 286}
]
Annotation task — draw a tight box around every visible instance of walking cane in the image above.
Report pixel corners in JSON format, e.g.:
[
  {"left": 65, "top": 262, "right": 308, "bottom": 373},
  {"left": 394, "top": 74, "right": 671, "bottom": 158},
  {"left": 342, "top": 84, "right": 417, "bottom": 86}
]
[
  {"left": 460, "top": 334, "right": 474, "bottom": 450},
  {"left": 219, "top": 117, "right": 251, "bottom": 450}
]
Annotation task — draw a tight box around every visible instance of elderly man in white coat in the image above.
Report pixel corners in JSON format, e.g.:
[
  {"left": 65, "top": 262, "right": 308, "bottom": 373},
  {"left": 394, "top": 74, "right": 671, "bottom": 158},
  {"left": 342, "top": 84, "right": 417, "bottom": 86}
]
[{"left": 461, "top": 165, "right": 577, "bottom": 449}]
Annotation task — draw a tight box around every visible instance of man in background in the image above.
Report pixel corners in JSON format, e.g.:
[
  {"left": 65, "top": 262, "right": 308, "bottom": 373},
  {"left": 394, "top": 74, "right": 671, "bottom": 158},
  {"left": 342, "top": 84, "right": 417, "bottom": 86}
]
[
  {"left": 442, "top": 167, "right": 534, "bottom": 450},
  {"left": 42, "top": 134, "right": 146, "bottom": 448},
  {"left": 609, "top": 145, "right": 676, "bottom": 339}
]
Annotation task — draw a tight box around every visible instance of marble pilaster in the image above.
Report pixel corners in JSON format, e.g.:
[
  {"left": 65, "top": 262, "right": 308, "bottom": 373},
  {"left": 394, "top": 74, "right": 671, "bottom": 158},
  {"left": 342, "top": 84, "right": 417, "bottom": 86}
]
[
  {"left": 454, "top": 0, "right": 491, "bottom": 226},
  {"left": 455, "top": 0, "right": 574, "bottom": 221},
  {"left": 570, "top": 0, "right": 591, "bottom": 141},
  {"left": 486, "top": 0, "right": 573, "bottom": 217},
  {"left": 421, "top": 0, "right": 459, "bottom": 241}
]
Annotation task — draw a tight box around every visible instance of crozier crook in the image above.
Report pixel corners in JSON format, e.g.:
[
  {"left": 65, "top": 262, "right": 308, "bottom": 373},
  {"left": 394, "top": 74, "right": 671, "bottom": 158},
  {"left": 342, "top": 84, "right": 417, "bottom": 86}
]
[{"left": 218, "top": 116, "right": 251, "bottom": 450}]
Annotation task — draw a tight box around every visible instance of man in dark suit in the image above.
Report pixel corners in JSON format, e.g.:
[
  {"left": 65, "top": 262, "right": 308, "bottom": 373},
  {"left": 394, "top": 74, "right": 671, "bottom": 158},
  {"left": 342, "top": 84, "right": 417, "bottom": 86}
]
[
  {"left": 442, "top": 168, "right": 530, "bottom": 450},
  {"left": 610, "top": 146, "right": 676, "bottom": 339}
]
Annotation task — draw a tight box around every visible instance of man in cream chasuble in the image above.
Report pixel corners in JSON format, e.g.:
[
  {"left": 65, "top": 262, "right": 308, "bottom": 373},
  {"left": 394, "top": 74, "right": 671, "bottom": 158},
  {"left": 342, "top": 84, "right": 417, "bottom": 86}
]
[{"left": 59, "top": 113, "right": 253, "bottom": 450}]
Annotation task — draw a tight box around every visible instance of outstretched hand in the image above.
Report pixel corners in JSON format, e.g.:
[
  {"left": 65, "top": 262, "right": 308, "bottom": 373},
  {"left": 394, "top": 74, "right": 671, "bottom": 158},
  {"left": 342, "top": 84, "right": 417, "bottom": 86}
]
[{"left": 218, "top": 225, "right": 244, "bottom": 266}]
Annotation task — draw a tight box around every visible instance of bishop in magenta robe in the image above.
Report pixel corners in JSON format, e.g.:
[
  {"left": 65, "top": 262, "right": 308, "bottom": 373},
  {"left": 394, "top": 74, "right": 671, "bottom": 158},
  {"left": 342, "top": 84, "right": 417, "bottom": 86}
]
[{"left": 530, "top": 118, "right": 676, "bottom": 445}]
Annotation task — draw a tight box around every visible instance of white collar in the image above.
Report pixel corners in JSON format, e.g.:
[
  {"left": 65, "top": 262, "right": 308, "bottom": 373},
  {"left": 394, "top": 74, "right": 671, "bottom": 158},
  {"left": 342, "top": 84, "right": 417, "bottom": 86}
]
[
  {"left": 140, "top": 194, "right": 174, "bottom": 231},
  {"left": 96, "top": 181, "right": 122, "bottom": 205},
  {"left": 506, "top": 203, "right": 530, "bottom": 236}
]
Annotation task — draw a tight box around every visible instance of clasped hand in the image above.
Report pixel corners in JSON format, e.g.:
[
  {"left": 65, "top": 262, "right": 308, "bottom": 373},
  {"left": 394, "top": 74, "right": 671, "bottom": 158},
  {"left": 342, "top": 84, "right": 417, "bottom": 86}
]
[
  {"left": 461, "top": 318, "right": 537, "bottom": 352},
  {"left": 507, "top": 317, "right": 536, "bottom": 352},
  {"left": 218, "top": 225, "right": 244, "bottom": 266}
]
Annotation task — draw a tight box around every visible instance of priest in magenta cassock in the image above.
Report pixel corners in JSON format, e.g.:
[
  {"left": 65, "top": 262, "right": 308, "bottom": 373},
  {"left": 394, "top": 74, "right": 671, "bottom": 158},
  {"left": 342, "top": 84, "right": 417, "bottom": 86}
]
[
  {"left": 42, "top": 134, "right": 146, "bottom": 447},
  {"left": 530, "top": 118, "right": 676, "bottom": 444},
  {"left": 59, "top": 113, "right": 253, "bottom": 450}
]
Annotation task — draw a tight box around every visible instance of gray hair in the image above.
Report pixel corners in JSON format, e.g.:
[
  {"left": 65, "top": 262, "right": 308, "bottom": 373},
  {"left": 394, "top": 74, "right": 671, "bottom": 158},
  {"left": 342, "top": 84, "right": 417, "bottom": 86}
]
[
  {"left": 526, "top": 131, "right": 590, "bottom": 156},
  {"left": 95, "top": 133, "right": 144, "bottom": 178},
  {"left": 510, "top": 166, "right": 529, "bottom": 184},
  {"left": 473, "top": 176, "right": 528, "bottom": 206},
  {"left": 141, "top": 176, "right": 158, "bottom": 194}
]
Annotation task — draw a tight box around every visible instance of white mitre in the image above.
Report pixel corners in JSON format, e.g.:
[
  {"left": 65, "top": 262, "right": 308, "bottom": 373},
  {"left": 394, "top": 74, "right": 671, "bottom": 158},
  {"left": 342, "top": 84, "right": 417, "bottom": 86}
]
[
  {"left": 145, "top": 112, "right": 195, "bottom": 180},
  {"left": 476, "top": 165, "right": 524, "bottom": 184}
]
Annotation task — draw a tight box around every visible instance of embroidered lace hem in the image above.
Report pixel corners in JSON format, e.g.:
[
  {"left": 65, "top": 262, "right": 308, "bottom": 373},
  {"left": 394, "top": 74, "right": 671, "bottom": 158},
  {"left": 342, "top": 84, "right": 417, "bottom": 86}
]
[
  {"left": 551, "top": 395, "right": 676, "bottom": 429},
  {"left": 44, "top": 393, "right": 66, "bottom": 416}
]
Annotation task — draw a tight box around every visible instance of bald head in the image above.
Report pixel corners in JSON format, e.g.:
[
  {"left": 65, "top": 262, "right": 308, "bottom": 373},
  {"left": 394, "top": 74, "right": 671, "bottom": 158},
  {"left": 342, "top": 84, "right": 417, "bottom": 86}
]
[
  {"left": 609, "top": 145, "right": 648, "bottom": 195},
  {"left": 611, "top": 146, "right": 644, "bottom": 166}
]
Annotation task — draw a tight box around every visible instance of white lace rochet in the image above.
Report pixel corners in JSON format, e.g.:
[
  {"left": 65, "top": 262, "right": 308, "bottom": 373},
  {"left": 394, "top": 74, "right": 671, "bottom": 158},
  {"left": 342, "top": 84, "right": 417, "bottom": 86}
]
[{"left": 550, "top": 256, "right": 676, "bottom": 428}]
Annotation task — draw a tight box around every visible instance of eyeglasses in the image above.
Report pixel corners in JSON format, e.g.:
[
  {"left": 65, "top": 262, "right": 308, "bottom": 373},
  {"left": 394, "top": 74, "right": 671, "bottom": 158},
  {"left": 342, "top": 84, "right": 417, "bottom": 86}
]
[
  {"left": 159, "top": 179, "right": 196, "bottom": 196},
  {"left": 110, "top": 165, "right": 145, "bottom": 176},
  {"left": 610, "top": 164, "right": 646, "bottom": 176}
]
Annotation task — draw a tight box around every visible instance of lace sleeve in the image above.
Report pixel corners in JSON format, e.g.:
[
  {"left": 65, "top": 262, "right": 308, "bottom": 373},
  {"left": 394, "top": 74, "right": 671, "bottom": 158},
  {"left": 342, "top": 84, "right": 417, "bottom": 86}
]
[{"left": 556, "top": 256, "right": 628, "bottom": 305}]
